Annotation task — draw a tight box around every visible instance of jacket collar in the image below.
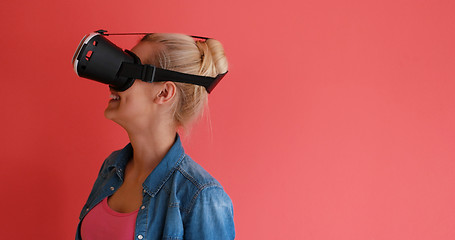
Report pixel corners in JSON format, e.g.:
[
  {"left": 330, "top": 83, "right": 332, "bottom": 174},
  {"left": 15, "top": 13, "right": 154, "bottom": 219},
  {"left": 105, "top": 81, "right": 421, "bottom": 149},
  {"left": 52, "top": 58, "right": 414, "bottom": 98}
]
[{"left": 107, "top": 134, "right": 185, "bottom": 197}]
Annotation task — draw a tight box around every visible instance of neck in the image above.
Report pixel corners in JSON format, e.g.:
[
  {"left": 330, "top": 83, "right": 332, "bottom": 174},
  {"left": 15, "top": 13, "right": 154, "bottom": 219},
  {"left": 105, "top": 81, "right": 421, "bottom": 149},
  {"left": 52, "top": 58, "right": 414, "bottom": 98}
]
[{"left": 124, "top": 120, "right": 177, "bottom": 181}]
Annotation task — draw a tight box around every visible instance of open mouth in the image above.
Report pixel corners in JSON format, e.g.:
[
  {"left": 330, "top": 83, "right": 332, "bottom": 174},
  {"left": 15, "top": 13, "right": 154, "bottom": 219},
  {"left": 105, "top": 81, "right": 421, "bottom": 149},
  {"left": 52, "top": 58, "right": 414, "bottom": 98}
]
[
  {"left": 109, "top": 90, "right": 121, "bottom": 101},
  {"left": 110, "top": 93, "right": 120, "bottom": 100}
]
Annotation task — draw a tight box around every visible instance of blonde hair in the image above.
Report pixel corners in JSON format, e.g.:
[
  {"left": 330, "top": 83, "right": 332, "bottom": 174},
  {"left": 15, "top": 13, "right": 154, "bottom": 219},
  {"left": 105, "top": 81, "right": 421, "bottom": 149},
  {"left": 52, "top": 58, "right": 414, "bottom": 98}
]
[{"left": 140, "top": 33, "right": 228, "bottom": 129}]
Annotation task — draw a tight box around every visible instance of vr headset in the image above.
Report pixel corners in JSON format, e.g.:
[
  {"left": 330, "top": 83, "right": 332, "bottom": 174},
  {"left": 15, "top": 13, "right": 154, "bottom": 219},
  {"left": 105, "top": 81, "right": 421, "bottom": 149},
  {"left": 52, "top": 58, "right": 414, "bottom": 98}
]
[{"left": 72, "top": 30, "right": 226, "bottom": 93}]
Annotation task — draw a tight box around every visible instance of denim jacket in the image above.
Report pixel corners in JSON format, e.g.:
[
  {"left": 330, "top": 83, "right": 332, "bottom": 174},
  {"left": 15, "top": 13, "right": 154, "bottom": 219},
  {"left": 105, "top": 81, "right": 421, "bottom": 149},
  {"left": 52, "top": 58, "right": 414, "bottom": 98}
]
[{"left": 76, "top": 135, "right": 235, "bottom": 240}]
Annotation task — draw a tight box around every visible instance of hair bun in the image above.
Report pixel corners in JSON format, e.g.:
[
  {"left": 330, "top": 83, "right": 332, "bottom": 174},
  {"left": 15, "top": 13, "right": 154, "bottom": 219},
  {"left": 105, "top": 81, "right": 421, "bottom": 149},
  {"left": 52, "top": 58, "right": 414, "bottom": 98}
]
[{"left": 195, "top": 39, "right": 228, "bottom": 77}]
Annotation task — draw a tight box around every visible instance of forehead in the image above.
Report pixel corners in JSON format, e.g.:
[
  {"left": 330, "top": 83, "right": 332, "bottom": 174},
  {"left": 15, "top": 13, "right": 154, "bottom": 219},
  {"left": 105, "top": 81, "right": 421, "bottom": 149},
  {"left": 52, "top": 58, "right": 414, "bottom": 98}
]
[{"left": 130, "top": 41, "right": 163, "bottom": 65}]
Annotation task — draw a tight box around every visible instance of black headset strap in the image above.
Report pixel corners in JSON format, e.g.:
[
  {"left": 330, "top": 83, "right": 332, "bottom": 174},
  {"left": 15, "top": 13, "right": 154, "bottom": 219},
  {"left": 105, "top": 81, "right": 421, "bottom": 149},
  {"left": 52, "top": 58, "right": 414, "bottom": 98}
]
[
  {"left": 96, "top": 29, "right": 210, "bottom": 40},
  {"left": 117, "top": 62, "right": 226, "bottom": 93}
]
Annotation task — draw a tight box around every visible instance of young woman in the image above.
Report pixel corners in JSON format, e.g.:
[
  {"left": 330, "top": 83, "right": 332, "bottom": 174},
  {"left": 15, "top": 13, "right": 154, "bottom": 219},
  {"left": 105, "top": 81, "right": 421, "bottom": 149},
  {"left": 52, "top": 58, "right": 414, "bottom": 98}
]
[{"left": 75, "top": 33, "right": 235, "bottom": 240}]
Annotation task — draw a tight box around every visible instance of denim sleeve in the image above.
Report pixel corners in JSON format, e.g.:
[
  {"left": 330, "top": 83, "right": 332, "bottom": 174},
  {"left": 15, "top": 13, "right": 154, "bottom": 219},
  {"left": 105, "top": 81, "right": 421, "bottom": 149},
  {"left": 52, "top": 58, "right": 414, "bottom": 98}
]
[{"left": 184, "top": 186, "right": 235, "bottom": 239}]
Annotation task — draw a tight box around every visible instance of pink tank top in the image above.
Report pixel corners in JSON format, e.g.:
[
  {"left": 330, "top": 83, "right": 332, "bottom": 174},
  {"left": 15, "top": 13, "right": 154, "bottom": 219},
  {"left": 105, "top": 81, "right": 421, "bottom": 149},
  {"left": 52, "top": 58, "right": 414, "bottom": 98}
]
[{"left": 81, "top": 197, "right": 139, "bottom": 240}]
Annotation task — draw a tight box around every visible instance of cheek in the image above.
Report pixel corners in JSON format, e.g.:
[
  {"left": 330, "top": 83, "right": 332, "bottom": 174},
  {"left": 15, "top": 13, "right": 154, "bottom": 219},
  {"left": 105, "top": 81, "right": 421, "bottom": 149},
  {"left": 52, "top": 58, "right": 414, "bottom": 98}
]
[
  {"left": 105, "top": 81, "right": 156, "bottom": 123},
  {"left": 120, "top": 95, "right": 152, "bottom": 118}
]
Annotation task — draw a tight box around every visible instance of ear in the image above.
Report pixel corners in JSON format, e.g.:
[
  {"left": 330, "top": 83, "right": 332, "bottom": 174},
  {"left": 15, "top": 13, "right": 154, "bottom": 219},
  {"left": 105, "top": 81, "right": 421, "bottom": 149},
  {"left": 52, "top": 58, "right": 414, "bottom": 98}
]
[{"left": 154, "top": 81, "right": 177, "bottom": 104}]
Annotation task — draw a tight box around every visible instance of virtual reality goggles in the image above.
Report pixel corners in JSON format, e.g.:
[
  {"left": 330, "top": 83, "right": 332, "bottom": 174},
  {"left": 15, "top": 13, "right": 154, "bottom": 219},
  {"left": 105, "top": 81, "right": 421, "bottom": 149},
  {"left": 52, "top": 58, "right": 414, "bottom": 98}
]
[{"left": 72, "top": 30, "right": 226, "bottom": 93}]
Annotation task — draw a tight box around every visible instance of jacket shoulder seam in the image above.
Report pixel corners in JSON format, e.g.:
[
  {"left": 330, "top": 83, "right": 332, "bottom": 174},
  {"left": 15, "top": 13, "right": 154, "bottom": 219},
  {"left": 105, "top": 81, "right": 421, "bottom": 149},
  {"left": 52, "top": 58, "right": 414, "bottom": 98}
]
[{"left": 182, "top": 184, "right": 223, "bottom": 217}]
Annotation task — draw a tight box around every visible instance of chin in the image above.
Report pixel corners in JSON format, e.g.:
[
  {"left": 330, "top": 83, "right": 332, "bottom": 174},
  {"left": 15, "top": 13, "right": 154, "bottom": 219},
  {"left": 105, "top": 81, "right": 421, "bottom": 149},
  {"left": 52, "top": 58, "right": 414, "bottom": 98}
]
[
  {"left": 104, "top": 108, "right": 129, "bottom": 129},
  {"left": 104, "top": 108, "right": 116, "bottom": 121}
]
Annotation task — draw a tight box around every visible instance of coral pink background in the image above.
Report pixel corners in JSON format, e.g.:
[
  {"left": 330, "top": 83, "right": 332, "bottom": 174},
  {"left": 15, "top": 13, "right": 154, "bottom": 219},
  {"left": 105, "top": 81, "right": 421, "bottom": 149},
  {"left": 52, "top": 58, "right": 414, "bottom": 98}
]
[{"left": 1, "top": 0, "right": 454, "bottom": 239}]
